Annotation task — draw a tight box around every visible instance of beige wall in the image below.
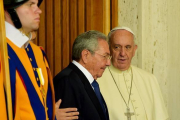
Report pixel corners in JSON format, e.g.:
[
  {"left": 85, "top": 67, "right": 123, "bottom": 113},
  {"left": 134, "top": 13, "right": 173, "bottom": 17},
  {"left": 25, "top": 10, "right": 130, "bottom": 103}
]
[{"left": 118, "top": 0, "right": 180, "bottom": 119}]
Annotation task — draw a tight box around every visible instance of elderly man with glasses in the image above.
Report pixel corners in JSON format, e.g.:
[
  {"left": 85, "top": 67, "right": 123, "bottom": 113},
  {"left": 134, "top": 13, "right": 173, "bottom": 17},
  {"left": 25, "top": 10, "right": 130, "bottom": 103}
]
[{"left": 54, "top": 30, "right": 111, "bottom": 120}]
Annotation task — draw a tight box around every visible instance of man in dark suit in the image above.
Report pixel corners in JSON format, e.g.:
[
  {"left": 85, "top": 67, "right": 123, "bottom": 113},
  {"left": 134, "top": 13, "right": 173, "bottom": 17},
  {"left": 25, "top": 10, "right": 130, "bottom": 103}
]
[{"left": 54, "top": 30, "right": 111, "bottom": 120}]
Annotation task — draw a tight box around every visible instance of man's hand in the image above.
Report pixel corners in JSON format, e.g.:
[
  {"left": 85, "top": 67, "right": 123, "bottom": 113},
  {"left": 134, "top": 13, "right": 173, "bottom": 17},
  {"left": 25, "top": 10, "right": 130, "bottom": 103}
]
[{"left": 55, "top": 99, "right": 79, "bottom": 120}]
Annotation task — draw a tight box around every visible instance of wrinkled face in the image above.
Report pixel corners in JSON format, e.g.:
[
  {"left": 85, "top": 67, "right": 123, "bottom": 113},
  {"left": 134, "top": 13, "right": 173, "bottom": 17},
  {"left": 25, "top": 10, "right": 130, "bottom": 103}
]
[
  {"left": 16, "top": 0, "right": 42, "bottom": 33},
  {"left": 87, "top": 39, "right": 111, "bottom": 80},
  {"left": 110, "top": 30, "right": 137, "bottom": 71}
]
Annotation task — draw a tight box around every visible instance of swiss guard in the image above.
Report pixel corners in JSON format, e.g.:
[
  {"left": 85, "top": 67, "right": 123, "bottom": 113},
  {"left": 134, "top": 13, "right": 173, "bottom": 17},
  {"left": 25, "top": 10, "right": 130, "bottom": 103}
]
[{"left": 0, "top": 0, "right": 56, "bottom": 119}]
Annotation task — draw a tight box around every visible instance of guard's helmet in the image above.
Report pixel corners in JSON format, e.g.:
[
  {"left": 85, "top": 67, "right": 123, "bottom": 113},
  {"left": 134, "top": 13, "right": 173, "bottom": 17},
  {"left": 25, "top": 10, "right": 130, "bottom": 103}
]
[
  {"left": 4, "top": 0, "right": 28, "bottom": 10},
  {"left": 4, "top": 0, "right": 43, "bottom": 29},
  {"left": 4, "top": 0, "right": 43, "bottom": 9}
]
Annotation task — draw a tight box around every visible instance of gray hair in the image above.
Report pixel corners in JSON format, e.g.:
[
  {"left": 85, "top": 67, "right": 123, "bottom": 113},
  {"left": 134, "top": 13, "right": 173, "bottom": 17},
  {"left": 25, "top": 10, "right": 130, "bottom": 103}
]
[
  {"left": 108, "top": 26, "right": 136, "bottom": 44},
  {"left": 72, "top": 30, "right": 107, "bottom": 60}
]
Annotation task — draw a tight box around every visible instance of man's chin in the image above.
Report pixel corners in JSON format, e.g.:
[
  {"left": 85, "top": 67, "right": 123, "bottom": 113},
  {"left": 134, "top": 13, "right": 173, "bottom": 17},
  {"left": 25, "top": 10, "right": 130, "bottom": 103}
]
[
  {"left": 32, "top": 23, "right": 40, "bottom": 30},
  {"left": 33, "top": 26, "right": 39, "bottom": 31},
  {"left": 97, "top": 73, "right": 104, "bottom": 79}
]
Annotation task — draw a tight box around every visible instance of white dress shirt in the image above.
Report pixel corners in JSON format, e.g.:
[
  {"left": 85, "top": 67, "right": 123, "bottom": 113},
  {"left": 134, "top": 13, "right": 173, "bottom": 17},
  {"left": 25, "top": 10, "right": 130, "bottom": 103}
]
[
  {"left": 72, "top": 60, "right": 95, "bottom": 89},
  {"left": 5, "top": 21, "right": 30, "bottom": 48}
]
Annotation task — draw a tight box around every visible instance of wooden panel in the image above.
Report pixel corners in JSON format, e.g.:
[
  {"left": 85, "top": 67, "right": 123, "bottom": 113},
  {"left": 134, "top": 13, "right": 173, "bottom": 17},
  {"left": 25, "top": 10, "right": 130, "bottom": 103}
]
[
  {"left": 103, "top": 0, "right": 110, "bottom": 35},
  {"left": 78, "top": 0, "right": 85, "bottom": 35},
  {"left": 70, "top": 0, "right": 78, "bottom": 60},
  {"left": 62, "top": 0, "right": 70, "bottom": 69},
  {"left": 46, "top": 0, "right": 54, "bottom": 74},
  {"left": 92, "top": 0, "right": 103, "bottom": 32},
  {"left": 54, "top": 0, "right": 62, "bottom": 76},
  {"left": 86, "top": 0, "right": 93, "bottom": 31},
  {"left": 111, "top": 0, "right": 118, "bottom": 28}
]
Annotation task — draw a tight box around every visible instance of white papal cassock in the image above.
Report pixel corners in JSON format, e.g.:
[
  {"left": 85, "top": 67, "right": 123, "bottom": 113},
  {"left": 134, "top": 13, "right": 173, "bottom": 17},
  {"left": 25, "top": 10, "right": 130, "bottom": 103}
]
[{"left": 98, "top": 65, "right": 169, "bottom": 120}]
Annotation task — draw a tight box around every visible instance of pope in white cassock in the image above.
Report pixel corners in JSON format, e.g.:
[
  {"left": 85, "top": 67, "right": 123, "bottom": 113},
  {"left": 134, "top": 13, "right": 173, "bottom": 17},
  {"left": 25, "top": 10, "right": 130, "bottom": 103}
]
[{"left": 98, "top": 26, "right": 169, "bottom": 120}]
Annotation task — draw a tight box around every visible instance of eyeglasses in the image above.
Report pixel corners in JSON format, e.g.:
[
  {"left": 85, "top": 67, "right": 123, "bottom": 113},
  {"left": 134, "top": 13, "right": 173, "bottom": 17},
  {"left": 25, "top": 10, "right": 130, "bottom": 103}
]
[{"left": 95, "top": 52, "right": 112, "bottom": 60}]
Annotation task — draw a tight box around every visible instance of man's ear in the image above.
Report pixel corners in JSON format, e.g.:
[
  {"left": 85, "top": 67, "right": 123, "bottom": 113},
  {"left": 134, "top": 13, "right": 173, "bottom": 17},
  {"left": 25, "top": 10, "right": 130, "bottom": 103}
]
[
  {"left": 133, "top": 45, "right": 138, "bottom": 56},
  {"left": 4, "top": 10, "right": 13, "bottom": 25},
  {"left": 4, "top": 10, "right": 10, "bottom": 20},
  {"left": 81, "top": 49, "right": 90, "bottom": 64}
]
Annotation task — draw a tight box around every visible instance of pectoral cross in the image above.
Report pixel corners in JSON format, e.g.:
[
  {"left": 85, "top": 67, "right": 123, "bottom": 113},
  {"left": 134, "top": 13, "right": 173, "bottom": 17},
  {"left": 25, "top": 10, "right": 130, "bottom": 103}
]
[{"left": 125, "top": 108, "right": 134, "bottom": 120}]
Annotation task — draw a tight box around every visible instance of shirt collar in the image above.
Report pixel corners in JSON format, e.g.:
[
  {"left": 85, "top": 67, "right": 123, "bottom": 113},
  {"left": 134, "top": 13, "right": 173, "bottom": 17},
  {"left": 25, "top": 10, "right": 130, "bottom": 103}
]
[
  {"left": 5, "top": 21, "right": 30, "bottom": 48},
  {"left": 110, "top": 64, "right": 132, "bottom": 75},
  {"left": 72, "top": 60, "right": 94, "bottom": 84}
]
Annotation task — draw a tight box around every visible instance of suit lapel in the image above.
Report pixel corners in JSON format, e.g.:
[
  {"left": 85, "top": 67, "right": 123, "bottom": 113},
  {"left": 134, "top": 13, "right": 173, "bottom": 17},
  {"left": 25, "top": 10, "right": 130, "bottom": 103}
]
[{"left": 68, "top": 63, "right": 107, "bottom": 120}]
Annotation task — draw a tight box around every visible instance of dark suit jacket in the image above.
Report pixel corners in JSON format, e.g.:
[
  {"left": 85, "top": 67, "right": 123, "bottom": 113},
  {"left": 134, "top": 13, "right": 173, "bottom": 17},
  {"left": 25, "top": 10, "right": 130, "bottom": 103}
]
[{"left": 53, "top": 63, "right": 109, "bottom": 120}]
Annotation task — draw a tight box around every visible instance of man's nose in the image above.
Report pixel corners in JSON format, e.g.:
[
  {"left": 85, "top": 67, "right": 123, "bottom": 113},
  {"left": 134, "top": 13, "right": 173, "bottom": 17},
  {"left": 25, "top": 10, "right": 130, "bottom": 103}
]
[
  {"left": 120, "top": 48, "right": 126, "bottom": 56},
  {"left": 106, "top": 59, "right": 111, "bottom": 66},
  {"left": 36, "top": 7, "right": 42, "bottom": 14}
]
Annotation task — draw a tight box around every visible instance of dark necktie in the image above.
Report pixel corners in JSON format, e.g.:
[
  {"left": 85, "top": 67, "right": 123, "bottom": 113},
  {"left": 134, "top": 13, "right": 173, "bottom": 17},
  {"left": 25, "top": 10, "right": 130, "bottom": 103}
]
[{"left": 92, "top": 80, "right": 107, "bottom": 119}]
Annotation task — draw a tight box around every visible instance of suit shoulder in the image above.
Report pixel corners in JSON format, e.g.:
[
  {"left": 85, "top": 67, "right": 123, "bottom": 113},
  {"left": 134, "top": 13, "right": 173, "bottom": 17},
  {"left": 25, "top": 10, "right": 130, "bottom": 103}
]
[
  {"left": 54, "top": 67, "right": 72, "bottom": 80},
  {"left": 53, "top": 66, "right": 81, "bottom": 84}
]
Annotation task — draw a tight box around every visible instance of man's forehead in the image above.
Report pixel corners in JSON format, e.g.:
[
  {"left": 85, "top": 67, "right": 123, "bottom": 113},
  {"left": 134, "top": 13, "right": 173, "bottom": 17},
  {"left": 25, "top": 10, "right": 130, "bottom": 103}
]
[
  {"left": 111, "top": 30, "right": 133, "bottom": 41},
  {"left": 111, "top": 33, "right": 135, "bottom": 45},
  {"left": 27, "top": 0, "right": 42, "bottom": 6}
]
